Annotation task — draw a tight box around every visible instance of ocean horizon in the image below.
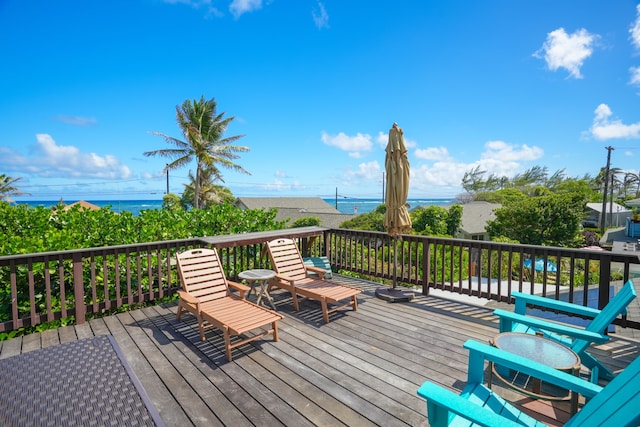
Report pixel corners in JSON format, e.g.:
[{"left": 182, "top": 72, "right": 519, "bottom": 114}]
[{"left": 14, "top": 197, "right": 455, "bottom": 216}]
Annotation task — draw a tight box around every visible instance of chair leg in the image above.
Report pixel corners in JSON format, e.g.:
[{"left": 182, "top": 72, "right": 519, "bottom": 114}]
[
  {"left": 223, "top": 327, "right": 232, "bottom": 362},
  {"left": 352, "top": 295, "right": 358, "bottom": 311},
  {"left": 197, "top": 314, "right": 206, "bottom": 341},
  {"left": 176, "top": 302, "right": 184, "bottom": 320},
  {"left": 272, "top": 321, "right": 279, "bottom": 342},
  {"left": 321, "top": 298, "right": 329, "bottom": 323},
  {"left": 291, "top": 292, "right": 300, "bottom": 311}
]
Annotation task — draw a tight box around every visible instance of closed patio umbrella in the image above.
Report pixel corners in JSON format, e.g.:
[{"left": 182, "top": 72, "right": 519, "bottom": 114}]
[{"left": 376, "top": 123, "right": 414, "bottom": 302}]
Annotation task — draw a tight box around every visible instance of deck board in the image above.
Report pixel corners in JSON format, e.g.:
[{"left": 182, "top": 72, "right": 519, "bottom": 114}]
[{"left": 1, "top": 275, "right": 639, "bottom": 426}]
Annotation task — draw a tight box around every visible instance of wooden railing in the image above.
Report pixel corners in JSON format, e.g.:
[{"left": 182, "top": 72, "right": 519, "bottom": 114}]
[{"left": 1, "top": 226, "right": 639, "bottom": 334}]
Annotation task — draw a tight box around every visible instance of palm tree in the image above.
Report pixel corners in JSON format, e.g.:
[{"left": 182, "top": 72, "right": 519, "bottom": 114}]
[
  {"left": 144, "top": 96, "right": 250, "bottom": 209},
  {"left": 624, "top": 171, "right": 640, "bottom": 198},
  {"left": 0, "top": 174, "right": 29, "bottom": 202}
]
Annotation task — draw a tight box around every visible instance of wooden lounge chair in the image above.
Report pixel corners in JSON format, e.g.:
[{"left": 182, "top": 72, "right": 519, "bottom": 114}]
[
  {"left": 417, "top": 339, "right": 640, "bottom": 427},
  {"left": 175, "top": 248, "right": 283, "bottom": 362},
  {"left": 493, "top": 280, "right": 637, "bottom": 382},
  {"left": 266, "top": 238, "right": 362, "bottom": 323}
]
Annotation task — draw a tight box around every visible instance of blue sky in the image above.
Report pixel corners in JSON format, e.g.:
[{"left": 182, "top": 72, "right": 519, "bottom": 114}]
[{"left": 2, "top": 1, "right": 640, "bottom": 202}]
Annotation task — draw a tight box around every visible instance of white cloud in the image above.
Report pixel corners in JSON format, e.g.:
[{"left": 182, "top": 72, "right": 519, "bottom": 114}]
[
  {"left": 631, "top": 4, "right": 640, "bottom": 49},
  {"left": 261, "top": 178, "right": 306, "bottom": 192},
  {"left": 343, "top": 161, "right": 381, "bottom": 186},
  {"left": 321, "top": 131, "right": 372, "bottom": 158},
  {"left": 56, "top": 115, "right": 97, "bottom": 127},
  {"left": 229, "top": 0, "right": 262, "bottom": 18},
  {"left": 274, "top": 170, "right": 287, "bottom": 178},
  {"left": 414, "top": 146, "right": 451, "bottom": 161},
  {"left": 533, "top": 28, "right": 598, "bottom": 79},
  {"left": 312, "top": 1, "right": 329, "bottom": 29},
  {"left": 590, "top": 103, "right": 640, "bottom": 140},
  {"left": 630, "top": 66, "right": 640, "bottom": 86},
  {"left": 412, "top": 161, "right": 469, "bottom": 189},
  {"left": 409, "top": 141, "right": 544, "bottom": 194},
  {"left": 163, "top": 0, "right": 222, "bottom": 17},
  {"left": 355, "top": 161, "right": 381, "bottom": 179},
  {"left": 481, "top": 140, "right": 543, "bottom": 162},
  {"left": 0, "top": 134, "right": 132, "bottom": 179}
]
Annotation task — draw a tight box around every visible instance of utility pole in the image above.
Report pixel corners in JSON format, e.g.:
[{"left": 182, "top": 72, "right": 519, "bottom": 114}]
[
  {"left": 600, "top": 146, "right": 614, "bottom": 235},
  {"left": 335, "top": 187, "right": 338, "bottom": 210}
]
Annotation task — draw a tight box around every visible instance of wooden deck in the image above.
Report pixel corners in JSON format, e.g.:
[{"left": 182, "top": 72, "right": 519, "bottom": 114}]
[{"left": 1, "top": 276, "right": 638, "bottom": 426}]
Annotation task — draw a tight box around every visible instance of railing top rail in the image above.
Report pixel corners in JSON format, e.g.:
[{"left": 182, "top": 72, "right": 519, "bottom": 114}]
[
  {"left": 0, "top": 227, "right": 329, "bottom": 265},
  {"left": 199, "top": 226, "right": 328, "bottom": 247},
  {"left": 0, "top": 238, "right": 204, "bottom": 264}
]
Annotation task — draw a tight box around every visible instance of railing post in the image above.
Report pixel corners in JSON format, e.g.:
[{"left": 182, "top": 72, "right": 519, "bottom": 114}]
[
  {"left": 73, "top": 252, "right": 86, "bottom": 324},
  {"left": 598, "top": 254, "right": 612, "bottom": 310},
  {"left": 421, "top": 240, "right": 430, "bottom": 295}
]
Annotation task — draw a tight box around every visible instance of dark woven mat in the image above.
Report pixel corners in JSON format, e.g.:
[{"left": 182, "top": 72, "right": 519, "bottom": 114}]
[{"left": 0, "top": 335, "right": 164, "bottom": 427}]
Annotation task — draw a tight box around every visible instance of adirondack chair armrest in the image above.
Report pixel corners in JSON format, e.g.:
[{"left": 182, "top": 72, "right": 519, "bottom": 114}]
[
  {"left": 493, "top": 309, "right": 609, "bottom": 344},
  {"left": 417, "top": 381, "right": 523, "bottom": 427},
  {"left": 463, "top": 340, "right": 603, "bottom": 398},
  {"left": 177, "top": 290, "right": 200, "bottom": 306},
  {"left": 511, "top": 291, "right": 601, "bottom": 318},
  {"left": 305, "top": 266, "right": 326, "bottom": 279},
  {"left": 228, "top": 280, "right": 250, "bottom": 299}
]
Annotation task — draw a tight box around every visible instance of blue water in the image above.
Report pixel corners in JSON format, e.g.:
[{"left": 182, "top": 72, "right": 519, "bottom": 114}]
[{"left": 16, "top": 198, "right": 454, "bottom": 216}]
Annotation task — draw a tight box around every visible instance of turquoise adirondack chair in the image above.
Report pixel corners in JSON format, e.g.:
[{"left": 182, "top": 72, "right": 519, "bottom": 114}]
[
  {"left": 493, "top": 280, "right": 637, "bottom": 382},
  {"left": 417, "top": 339, "right": 640, "bottom": 427}
]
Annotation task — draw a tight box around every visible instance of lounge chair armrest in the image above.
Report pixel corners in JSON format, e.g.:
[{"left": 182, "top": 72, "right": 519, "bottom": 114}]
[
  {"left": 228, "top": 280, "right": 250, "bottom": 299},
  {"left": 305, "top": 266, "right": 326, "bottom": 279},
  {"left": 177, "top": 290, "right": 199, "bottom": 305},
  {"left": 275, "top": 273, "right": 296, "bottom": 286},
  {"left": 417, "top": 382, "right": 523, "bottom": 427},
  {"left": 463, "top": 340, "right": 602, "bottom": 398},
  {"left": 511, "top": 291, "right": 601, "bottom": 318},
  {"left": 493, "top": 309, "right": 609, "bottom": 344}
]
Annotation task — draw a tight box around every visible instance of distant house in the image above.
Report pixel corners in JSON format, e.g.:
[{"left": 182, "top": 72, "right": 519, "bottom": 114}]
[
  {"left": 584, "top": 202, "right": 631, "bottom": 229},
  {"left": 234, "top": 197, "right": 356, "bottom": 228},
  {"left": 62, "top": 200, "right": 102, "bottom": 211},
  {"left": 625, "top": 197, "right": 640, "bottom": 208},
  {"left": 455, "top": 201, "right": 500, "bottom": 241}
]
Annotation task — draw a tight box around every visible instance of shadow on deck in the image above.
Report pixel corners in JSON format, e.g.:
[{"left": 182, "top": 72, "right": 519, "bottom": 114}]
[{"left": 0, "top": 275, "right": 638, "bottom": 426}]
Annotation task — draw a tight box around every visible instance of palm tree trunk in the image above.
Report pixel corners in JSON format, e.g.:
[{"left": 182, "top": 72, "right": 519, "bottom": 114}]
[{"left": 194, "top": 163, "right": 201, "bottom": 209}]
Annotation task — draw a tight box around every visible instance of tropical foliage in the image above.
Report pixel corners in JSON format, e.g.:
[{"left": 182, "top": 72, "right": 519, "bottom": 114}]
[
  {"left": 486, "top": 193, "right": 586, "bottom": 247},
  {"left": 0, "top": 202, "right": 285, "bottom": 256}
]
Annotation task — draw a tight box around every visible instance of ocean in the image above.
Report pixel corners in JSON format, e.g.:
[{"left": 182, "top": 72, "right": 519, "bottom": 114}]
[{"left": 16, "top": 198, "right": 455, "bottom": 216}]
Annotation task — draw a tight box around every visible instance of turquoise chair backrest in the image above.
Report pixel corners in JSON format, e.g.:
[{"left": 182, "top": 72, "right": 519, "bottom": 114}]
[
  {"left": 572, "top": 280, "right": 637, "bottom": 354},
  {"left": 566, "top": 353, "right": 640, "bottom": 427}
]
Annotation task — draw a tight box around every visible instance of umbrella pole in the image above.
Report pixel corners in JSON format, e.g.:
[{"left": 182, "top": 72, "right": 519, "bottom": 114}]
[
  {"left": 392, "top": 236, "right": 398, "bottom": 289},
  {"left": 374, "top": 235, "right": 414, "bottom": 302}
]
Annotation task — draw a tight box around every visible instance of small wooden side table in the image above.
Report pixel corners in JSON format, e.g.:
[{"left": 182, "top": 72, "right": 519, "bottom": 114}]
[{"left": 238, "top": 269, "right": 277, "bottom": 310}]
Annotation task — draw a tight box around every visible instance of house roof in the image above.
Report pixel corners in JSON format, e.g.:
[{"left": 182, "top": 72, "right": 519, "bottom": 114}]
[
  {"left": 586, "top": 202, "right": 631, "bottom": 214},
  {"left": 62, "top": 200, "right": 102, "bottom": 211},
  {"left": 458, "top": 201, "right": 500, "bottom": 235},
  {"left": 234, "top": 197, "right": 356, "bottom": 228}
]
